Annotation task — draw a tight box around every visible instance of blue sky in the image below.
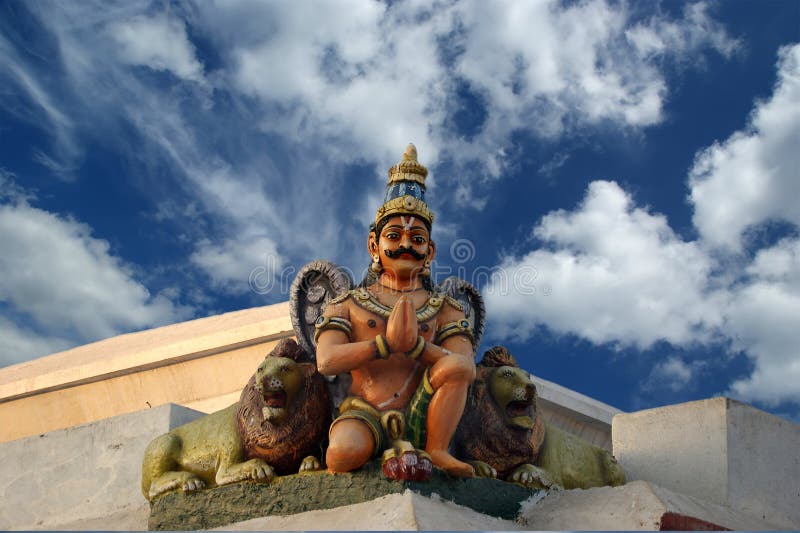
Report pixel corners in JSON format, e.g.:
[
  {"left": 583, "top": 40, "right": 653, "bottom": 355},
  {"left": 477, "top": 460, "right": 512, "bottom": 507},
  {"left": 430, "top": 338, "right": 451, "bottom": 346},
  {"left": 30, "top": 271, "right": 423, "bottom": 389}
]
[{"left": 1, "top": 1, "right": 798, "bottom": 421}]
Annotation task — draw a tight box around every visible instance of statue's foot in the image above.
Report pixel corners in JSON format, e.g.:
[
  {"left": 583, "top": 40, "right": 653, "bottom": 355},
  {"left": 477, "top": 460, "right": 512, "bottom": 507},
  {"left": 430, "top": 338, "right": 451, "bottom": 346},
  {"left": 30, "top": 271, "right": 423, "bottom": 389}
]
[
  {"left": 428, "top": 450, "right": 475, "bottom": 478},
  {"left": 381, "top": 441, "right": 432, "bottom": 481}
]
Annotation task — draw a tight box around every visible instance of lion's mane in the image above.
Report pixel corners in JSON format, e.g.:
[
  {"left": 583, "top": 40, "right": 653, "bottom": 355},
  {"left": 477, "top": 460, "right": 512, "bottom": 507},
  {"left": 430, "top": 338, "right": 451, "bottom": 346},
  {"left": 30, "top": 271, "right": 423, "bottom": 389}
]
[
  {"left": 452, "top": 346, "right": 545, "bottom": 478},
  {"left": 236, "top": 339, "right": 331, "bottom": 475}
]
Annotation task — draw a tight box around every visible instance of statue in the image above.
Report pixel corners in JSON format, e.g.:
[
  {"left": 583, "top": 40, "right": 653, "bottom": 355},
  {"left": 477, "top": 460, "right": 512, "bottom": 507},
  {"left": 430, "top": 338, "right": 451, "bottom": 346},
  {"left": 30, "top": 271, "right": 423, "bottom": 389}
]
[
  {"left": 453, "top": 346, "right": 626, "bottom": 489},
  {"left": 310, "top": 144, "right": 480, "bottom": 479},
  {"left": 141, "top": 339, "right": 329, "bottom": 500}
]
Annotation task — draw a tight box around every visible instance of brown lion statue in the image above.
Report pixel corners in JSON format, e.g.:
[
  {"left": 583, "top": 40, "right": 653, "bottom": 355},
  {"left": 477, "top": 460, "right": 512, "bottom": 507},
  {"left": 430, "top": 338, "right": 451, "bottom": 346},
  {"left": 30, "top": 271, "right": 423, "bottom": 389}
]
[
  {"left": 141, "top": 338, "right": 330, "bottom": 500},
  {"left": 237, "top": 338, "right": 331, "bottom": 475},
  {"left": 453, "top": 346, "right": 625, "bottom": 490}
]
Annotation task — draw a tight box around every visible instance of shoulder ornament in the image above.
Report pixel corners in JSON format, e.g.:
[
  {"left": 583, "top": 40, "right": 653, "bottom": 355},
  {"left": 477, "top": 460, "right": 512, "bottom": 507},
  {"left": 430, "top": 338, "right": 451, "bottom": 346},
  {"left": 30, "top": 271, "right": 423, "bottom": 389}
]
[
  {"left": 328, "top": 290, "right": 352, "bottom": 305},
  {"left": 443, "top": 295, "right": 464, "bottom": 312}
]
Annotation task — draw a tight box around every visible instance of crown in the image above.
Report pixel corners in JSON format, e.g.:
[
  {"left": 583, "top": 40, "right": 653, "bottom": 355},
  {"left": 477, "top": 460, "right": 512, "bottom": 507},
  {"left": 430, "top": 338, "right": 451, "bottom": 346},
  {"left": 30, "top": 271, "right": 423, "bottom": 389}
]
[{"left": 374, "top": 144, "right": 434, "bottom": 229}]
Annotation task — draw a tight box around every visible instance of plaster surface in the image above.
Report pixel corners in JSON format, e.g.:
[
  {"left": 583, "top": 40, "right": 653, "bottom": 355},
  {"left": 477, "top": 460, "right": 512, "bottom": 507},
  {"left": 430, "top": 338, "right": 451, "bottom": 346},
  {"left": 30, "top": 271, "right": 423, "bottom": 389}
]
[
  {"left": 519, "top": 479, "right": 785, "bottom": 530},
  {"left": 0, "top": 403, "right": 203, "bottom": 531},
  {"left": 613, "top": 397, "right": 800, "bottom": 529}
]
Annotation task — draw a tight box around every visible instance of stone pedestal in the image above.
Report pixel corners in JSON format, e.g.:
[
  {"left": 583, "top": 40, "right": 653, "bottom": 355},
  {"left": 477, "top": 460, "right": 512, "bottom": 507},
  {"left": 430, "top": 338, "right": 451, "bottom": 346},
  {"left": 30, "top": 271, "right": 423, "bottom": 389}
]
[
  {"left": 148, "top": 460, "right": 539, "bottom": 530},
  {"left": 613, "top": 397, "right": 800, "bottom": 529},
  {"left": 519, "top": 480, "right": 784, "bottom": 530},
  {"left": 214, "top": 490, "right": 522, "bottom": 531},
  {"left": 0, "top": 403, "right": 204, "bottom": 531}
]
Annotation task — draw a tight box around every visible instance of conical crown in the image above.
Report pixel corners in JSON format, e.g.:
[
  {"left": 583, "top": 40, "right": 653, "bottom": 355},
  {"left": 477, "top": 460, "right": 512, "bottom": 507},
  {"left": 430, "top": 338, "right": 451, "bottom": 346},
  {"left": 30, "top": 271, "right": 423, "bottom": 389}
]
[{"left": 374, "top": 144, "right": 434, "bottom": 228}]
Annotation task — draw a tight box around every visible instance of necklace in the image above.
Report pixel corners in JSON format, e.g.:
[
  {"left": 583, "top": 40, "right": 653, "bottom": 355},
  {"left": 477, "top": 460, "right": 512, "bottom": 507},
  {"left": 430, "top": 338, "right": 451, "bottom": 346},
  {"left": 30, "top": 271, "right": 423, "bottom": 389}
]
[
  {"left": 376, "top": 282, "right": 425, "bottom": 293},
  {"left": 353, "top": 287, "right": 444, "bottom": 322}
]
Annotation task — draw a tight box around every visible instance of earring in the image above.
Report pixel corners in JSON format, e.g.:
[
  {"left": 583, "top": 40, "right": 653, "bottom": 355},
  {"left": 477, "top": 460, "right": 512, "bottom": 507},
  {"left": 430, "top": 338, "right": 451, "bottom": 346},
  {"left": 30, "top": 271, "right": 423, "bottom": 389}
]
[
  {"left": 370, "top": 255, "right": 382, "bottom": 274},
  {"left": 421, "top": 259, "right": 431, "bottom": 277}
]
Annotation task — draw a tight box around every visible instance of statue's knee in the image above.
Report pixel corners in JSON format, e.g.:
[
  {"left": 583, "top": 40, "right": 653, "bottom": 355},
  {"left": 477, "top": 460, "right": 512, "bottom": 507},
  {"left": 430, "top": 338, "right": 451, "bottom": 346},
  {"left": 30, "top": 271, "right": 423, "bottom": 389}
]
[
  {"left": 326, "top": 419, "right": 375, "bottom": 472},
  {"left": 431, "top": 355, "right": 475, "bottom": 388}
]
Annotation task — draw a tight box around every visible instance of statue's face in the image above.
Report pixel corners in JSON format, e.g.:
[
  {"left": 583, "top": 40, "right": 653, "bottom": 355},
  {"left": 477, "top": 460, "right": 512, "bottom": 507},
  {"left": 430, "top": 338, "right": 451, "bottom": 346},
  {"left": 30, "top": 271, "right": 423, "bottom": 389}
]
[{"left": 369, "top": 215, "right": 435, "bottom": 279}]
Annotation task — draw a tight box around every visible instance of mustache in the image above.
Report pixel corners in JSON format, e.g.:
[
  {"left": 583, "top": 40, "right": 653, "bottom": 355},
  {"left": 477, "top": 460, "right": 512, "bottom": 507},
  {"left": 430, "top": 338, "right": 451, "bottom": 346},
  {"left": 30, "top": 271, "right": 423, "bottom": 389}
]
[{"left": 384, "top": 247, "right": 426, "bottom": 260}]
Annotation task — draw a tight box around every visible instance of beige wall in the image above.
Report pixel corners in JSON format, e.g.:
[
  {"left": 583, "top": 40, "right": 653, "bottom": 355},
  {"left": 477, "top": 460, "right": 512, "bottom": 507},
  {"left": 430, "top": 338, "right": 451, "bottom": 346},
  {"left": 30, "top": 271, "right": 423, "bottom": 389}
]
[{"left": 0, "top": 303, "right": 293, "bottom": 442}]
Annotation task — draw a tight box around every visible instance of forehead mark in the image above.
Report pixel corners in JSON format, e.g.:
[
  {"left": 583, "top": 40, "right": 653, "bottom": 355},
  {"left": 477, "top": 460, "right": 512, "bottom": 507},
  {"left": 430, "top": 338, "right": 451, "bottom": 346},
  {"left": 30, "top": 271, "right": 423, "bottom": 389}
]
[{"left": 400, "top": 216, "right": 415, "bottom": 230}]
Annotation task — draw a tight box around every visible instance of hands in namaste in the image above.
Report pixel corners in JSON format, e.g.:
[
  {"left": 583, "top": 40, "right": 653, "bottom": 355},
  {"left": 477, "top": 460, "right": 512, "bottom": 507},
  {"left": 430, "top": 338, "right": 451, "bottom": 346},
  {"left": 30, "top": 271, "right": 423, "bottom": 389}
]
[{"left": 385, "top": 296, "right": 419, "bottom": 354}]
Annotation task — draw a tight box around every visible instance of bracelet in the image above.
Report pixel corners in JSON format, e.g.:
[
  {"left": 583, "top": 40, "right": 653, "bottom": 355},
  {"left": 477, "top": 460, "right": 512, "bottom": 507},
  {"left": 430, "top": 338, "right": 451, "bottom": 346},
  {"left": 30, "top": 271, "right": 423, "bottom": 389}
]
[
  {"left": 405, "top": 336, "right": 425, "bottom": 360},
  {"left": 374, "top": 334, "right": 391, "bottom": 359}
]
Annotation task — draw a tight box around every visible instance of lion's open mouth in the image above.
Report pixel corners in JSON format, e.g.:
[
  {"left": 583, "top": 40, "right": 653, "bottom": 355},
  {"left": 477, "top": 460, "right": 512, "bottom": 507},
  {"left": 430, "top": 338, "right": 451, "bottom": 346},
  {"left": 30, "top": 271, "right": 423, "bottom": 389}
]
[
  {"left": 505, "top": 400, "right": 531, "bottom": 418},
  {"left": 264, "top": 390, "right": 287, "bottom": 408}
]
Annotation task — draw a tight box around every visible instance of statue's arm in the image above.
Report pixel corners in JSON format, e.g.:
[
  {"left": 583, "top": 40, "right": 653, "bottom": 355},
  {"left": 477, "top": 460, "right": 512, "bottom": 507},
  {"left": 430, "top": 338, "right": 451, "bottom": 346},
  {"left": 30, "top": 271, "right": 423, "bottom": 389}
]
[
  {"left": 419, "top": 305, "right": 474, "bottom": 366},
  {"left": 315, "top": 301, "right": 377, "bottom": 376}
]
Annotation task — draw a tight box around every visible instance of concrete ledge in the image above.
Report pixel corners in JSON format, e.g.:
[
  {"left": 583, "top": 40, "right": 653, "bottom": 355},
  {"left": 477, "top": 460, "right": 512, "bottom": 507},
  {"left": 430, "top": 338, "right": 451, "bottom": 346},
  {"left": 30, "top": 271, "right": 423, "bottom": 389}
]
[
  {"left": 519, "top": 480, "right": 785, "bottom": 530},
  {"left": 531, "top": 372, "right": 621, "bottom": 451},
  {"left": 0, "top": 403, "right": 204, "bottom": 531},
  {"left": 613, "top": 397, "right": 800, "bottom": 528},
  {"left": 214, "top": 490, "right": 522, "bottom": 531}
]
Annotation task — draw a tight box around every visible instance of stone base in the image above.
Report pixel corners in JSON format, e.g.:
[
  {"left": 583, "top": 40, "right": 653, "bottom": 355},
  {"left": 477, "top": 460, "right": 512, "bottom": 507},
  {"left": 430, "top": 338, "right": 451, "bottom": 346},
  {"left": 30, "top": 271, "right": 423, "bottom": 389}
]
[
  {"left": 148, "top": 460, "right": 540, "bottom": 530},
  {"left": 519, "top": 480, "right": 785, "bottom": 530},
  {"left": 613, "top": 397, "right": 800, "bottom": 528},
  {"left": 214, "top": 490, "right": 523, "bottom": 531}
]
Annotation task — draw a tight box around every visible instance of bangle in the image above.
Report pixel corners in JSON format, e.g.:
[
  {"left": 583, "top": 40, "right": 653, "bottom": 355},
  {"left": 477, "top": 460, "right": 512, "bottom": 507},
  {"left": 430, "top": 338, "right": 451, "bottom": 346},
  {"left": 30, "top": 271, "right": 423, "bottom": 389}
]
[
  {"left": 405, "top": 336, "right": 425, "bottom": 360},
  {"left": 374, "top": 334, "right": 391, "bottom": 359}
]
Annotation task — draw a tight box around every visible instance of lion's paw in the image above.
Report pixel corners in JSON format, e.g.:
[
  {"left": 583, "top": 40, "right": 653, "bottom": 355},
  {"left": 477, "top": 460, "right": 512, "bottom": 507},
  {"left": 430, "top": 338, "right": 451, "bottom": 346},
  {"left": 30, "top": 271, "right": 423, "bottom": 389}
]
[
  {"left": 249, "top": 462, "right": 275, "bottom": 482},
  {"left": 182, "top": 477, "right": 206, "bottom": 492},
  {"left": 469, "top": 460, "right": 497, "bottom": 479},
  {"left": 508, "top": 464, "right": 562, "bottom": 490},
  {"left": 299, "top": 455, "right": 322, "bottom": 472}
]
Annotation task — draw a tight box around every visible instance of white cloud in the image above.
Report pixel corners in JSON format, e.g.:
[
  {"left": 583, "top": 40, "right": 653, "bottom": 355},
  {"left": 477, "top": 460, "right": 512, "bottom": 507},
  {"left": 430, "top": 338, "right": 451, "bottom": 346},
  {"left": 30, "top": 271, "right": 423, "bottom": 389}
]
[
  {"left": 191, "top": 235, "right": 283, "bottom": 296},
  {"left": 484, "top": 180, "right": 723, "bottom": 349},
  {"left": 626, "top": 2, "right": 739, "bottom": 61},
  {"left": 0, "top": 195, "right": 191, "bottom": 363},
  {"left": 0, "top": 318, "right": 72, "bottom": 367},
  {"left": 644, "top": 356, "right": 706, "bottom": 393},
  {"left": 724, "top": 237, "right": 800, "bottom": 405},
  {"left": 689, "top": 44, "right": 800, "bottom": 251},
  {"left": 108, "top": 14, "right": 205, "bottom": 82}
]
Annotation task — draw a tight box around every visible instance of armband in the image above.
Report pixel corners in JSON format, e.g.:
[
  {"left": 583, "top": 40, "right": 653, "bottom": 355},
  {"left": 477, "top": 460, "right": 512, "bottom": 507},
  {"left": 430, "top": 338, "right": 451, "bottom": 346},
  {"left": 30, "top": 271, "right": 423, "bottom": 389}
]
[
  {"left": 434, "top": 319, "right": 474, "bottom": 345},
  {"left": 314, "top": 315, "right": 353, "bottom": 342},
  {"left": 374, "top": 334, "right": 391, "bottom": 359},
  {"left": 405, "top": 335, "right": 426, "bottom": 360}
]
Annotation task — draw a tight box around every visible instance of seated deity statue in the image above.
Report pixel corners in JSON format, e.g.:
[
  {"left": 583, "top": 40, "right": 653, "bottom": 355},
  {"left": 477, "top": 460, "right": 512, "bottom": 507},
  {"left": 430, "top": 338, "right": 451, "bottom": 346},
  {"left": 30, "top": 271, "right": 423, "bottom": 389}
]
[{"left": 314, "top": 144, "right": 477, "bottom": 478}]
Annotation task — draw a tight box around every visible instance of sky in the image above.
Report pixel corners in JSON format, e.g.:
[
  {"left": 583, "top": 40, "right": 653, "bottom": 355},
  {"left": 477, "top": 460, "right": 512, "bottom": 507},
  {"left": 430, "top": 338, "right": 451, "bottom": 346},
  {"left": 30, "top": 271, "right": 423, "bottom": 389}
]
[{"left": 1, "top": 0, "right": 798, "bottom": 422}]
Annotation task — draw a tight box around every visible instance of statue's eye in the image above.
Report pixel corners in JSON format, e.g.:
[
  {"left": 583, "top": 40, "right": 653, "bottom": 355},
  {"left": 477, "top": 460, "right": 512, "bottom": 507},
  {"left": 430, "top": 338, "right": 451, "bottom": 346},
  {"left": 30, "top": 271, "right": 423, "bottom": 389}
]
[
  {"left": 413, "top": 236, "right": 425, "bottom": 244},
  {"left": 386, "top": 232, "right": 400, "bottom": 240}
]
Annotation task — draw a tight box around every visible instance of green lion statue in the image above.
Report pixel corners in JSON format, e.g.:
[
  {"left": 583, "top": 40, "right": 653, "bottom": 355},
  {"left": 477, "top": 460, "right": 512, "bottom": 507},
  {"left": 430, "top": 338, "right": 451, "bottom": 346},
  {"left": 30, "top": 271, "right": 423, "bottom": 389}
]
[{"left": 141, "top": 339, "right": 330, "bottom": 500}]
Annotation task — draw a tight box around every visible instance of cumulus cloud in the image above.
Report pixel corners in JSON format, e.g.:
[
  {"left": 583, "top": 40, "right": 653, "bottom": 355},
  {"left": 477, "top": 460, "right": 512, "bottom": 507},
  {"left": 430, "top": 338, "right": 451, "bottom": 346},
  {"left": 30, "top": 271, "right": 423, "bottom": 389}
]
[
  {"left": 108, "top": 14, "right": 205, "bottom": 82},
  {"left": 724, "top": 237, "right": 800, "bottom": 405},
  {"left": 689, "top": 44, "right": 800, "bottom": 251},
  {"left": 191, "top": 235, "right": 283, "bottom": 296},
  {"left": 0, "top": 190, "right": 191, "bottom": 364},
  {"left": 484, "top": 181, "right": 723, "bottom": 349},
  {"left": 644, "top": 356, "right": 707, "bottom": 393},
  {"left": 484, "top": 42, "right": 800, "bottom": 409}
]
